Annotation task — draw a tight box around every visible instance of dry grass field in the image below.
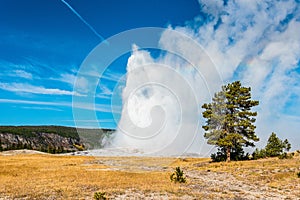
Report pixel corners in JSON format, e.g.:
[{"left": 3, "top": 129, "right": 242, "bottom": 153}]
[{"left": 0, "top": 150, "right": 299, "bottom": 199}]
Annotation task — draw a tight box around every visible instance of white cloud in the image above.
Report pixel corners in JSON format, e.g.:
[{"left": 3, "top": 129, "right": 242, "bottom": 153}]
[
  {"left": 96, "top": 85, "right": 113, "bottom": 99},
  {"left": 182, "top": 0, "right": 300, "bottom": 150},
  {"left": 55, "top": 73, "right": 77, "bottom": 85},
  {"left": 101, "top": 69, "right": 124, "bottom": 82},
  {"left": 63, "top": 119, "right": 115, "bottom": 123},
  {"left": 99, "top": 85, "right": 112, "bottom": 95},
  {"left": 0, "top": 98, "right": 69, "bottom": 106},
  {"left": 20, "top": 106, "right": 63, "bottom": 112},
  {"left": 11, "top": 70, "right": 33, "bottom": 79},
  {"left": 0, "top": 61, "right": 34, "bottom": 80},
  {"left": 0, "top": 82, "right": 83, "bottom": 96},
  {"left": 0, "top": 98, "right": 119, "bottom": 113}
]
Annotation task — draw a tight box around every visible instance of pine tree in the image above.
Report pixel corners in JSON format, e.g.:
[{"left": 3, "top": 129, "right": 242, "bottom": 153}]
[
  {"left": 202, "top": 81, "right": 259, "bottom": 162},
  {"left": 265, "top": 132, "right": 283, "bottom": 157},
  {"left": 265, "top": 132, "right": 291, "bottom": 157}
]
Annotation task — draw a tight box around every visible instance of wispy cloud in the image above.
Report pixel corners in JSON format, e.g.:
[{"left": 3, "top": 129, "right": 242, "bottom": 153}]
[
  {"left": 172, "top": 0, "right": 300, "bottom": 113},
  {"left": 0, "top": 60, "right": 34, "bottom": 80},
  {"left": 73, "top": 101, "right": 121, "bottom": 113},
  {"left": 20, "top": 106, "right": 63, "bottom": 112},
  {"left": 0, "top": 99, "right": 70, "bottom": 107},
  {"left": 96, "top": 85, "right": 113, "bottom": 99},
  {"left": 101, "top": 69, "right": 124, "bottom": 82},
  {"left": 63, "top": 119, "right": 116, "bottom": 123},
  {"left": 0, "top": 98, "right": 120, "bottom": 113},
  {"left": 0, "top": 82, "right": 83, "bottom": 96},
  {"left": 190, "top": 0, "right": 300, "bottom": 109},
  {"left": 10, "top": 70, "right": 33, "bottom": 79},
  {"left": 51, "top": 73, "right": 77, "bottom": 86},
  {"left": 96, "top": 94, "right": 112, "bottom": 99}
]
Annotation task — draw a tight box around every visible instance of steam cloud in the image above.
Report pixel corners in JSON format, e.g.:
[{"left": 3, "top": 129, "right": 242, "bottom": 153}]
[
  {"left": 109, "top": 34, "right": 222, "bottom": 156},
  {"left": 106, "top": 0, "right": 300, "bottom": 154}
]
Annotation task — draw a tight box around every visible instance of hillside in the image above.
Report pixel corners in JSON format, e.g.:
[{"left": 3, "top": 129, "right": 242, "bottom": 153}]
[
  {"left": 0, "top": 126, "right": 114, "bottom": 153},
  {"left": 0, "top": 151, "right": 299, "bottom": 199}
]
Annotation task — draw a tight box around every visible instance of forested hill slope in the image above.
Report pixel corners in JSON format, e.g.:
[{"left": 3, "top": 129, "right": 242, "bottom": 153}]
[{"left": 0, "top": 126, "right": 114, "bottom": 153}]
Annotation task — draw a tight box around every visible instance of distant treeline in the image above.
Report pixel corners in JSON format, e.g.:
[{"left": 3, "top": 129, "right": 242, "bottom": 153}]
[
  {"left": 0, "top": 125, "right": 115, "bottom": 153},
  {"left": 0, "top": 125, "right": 80, "bottom": 139}
]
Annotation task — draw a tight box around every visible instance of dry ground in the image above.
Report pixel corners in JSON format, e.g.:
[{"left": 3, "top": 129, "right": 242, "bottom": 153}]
[{"left": 0, "top": 150, "right": 299, "bottom": 199}]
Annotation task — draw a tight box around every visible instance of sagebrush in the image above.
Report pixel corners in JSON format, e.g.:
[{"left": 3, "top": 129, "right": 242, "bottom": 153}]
[
  {"left": 170, "top": 167, "right": 186, "bottom": 183},
  {"left": 94, "top": 191, "right": 107, "bottom": 200}
]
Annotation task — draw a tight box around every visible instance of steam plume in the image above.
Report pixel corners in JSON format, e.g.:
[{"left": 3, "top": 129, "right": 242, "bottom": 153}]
[{"left": 109, "top": 0, "right": 300, "bottom": 154}]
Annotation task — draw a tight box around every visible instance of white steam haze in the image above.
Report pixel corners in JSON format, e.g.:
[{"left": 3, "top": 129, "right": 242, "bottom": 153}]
[
  {"left": 104, "top": 0, "right": 300, "bottom": 155},
  {"left": 110, "top": 42, "right": 218, "bottom": 156}
]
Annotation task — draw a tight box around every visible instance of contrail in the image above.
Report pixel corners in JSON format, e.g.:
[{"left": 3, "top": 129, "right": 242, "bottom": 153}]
[{"left": 60, "top": 0, "right": 107, "bottom": 44}]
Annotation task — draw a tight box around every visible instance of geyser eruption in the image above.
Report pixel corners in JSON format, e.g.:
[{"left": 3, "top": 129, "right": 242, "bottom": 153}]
[
  {"left": 111, "top": 45, "right": 199, "bottom": 155},
  {"left": 108, "top": 32, "right": 222, "bottom": 156},
  {"left": 73, "top": 28, "right": 222, "bottom": 156},
  {"left": 74, "top": 0, "right": 300, "bottom": 154}
]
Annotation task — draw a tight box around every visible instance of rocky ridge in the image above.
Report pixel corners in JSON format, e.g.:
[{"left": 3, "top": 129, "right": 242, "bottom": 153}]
[{"left": 0, "top": 132, "right": 82, "bottom": 153}]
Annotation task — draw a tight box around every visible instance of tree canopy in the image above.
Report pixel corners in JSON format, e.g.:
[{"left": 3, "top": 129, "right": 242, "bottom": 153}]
[
  {"left": 202, "top": 81, "right": 259, "bottom": 162},
  {"left": 265, "top": 132, "right": 291, "bottom": 157},
  {"left": 252, "top": 132, "right": 291, "bottom": 160}
]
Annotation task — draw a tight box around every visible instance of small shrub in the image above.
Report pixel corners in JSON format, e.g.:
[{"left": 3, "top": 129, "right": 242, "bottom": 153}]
[
  {"left": 170, "top": 167, "right": 186, "bottom": 183},
  {"left": 297, "top": 172, "right": 300, "bottom": 178},
  {"left": 94, "top": 191, "right": 106, "bottom": 200}
]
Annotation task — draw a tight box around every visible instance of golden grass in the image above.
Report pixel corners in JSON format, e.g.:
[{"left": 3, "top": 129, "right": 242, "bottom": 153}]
[
  {"left": 0, "top": 154, "right": 181, "bottom": 199},
  {"left": 0, "top": 151, "right": 299, "bottom": 199}
]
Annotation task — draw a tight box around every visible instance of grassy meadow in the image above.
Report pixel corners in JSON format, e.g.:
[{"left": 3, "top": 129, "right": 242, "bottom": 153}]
[{"left": 0, "top": 150, "right": 299, "bottom": 199}]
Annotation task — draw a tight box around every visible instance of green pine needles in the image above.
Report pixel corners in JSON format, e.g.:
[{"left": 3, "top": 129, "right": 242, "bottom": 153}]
[
  {"left": 202, "top": 81, "right": 259, "bottom": 162},
  {"left": 252, "top": 132, "right": 292, "bottom": 160}
]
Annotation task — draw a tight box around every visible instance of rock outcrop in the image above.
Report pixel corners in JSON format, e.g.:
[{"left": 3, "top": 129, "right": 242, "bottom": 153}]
[
  {"left": 0, "top": 132, "right": 82, "bottom": 153},
  {"left": 0, "top": 126, "right": 114, "bottom": 153}
]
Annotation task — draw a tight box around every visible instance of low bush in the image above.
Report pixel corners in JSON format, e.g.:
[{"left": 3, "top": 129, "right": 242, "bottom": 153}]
[
  {"left": 170, "top": 167, "right": 186, "bottom": 183},
  {"left": 94, "top": 191, "right": 106, "bottom": 200}
]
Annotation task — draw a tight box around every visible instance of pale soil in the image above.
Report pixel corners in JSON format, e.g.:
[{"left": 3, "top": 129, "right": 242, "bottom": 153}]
[
  {"left": 91, "top": 156, "right": 300, "bottom": 199},
  {"left": 0, "top": 150, "right": 299, "bottom": 199},
  {"left": 0, "top": 149, "right": 47, "bottom": 156}
]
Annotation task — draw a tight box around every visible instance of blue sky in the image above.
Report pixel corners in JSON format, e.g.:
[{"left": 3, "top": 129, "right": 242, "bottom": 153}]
[
  {"left": 0, "top": 0, "right": 300, "bottom": 151},
  {"left": 0, "top": 0, "right": 199, "bottom": 128}
]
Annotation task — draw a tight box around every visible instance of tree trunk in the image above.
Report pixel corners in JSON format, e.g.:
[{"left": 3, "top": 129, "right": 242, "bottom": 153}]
[{"left": 226, "top": 147, "right": 231, "bottom": 162}]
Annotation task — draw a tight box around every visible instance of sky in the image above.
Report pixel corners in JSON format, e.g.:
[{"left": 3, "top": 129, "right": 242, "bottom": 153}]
[
  {"left": 0, "top": 0, "right": 300, "bottom": 152},
  {"left": 0, "top": 0, "right": 199, "bottom": 128}
]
